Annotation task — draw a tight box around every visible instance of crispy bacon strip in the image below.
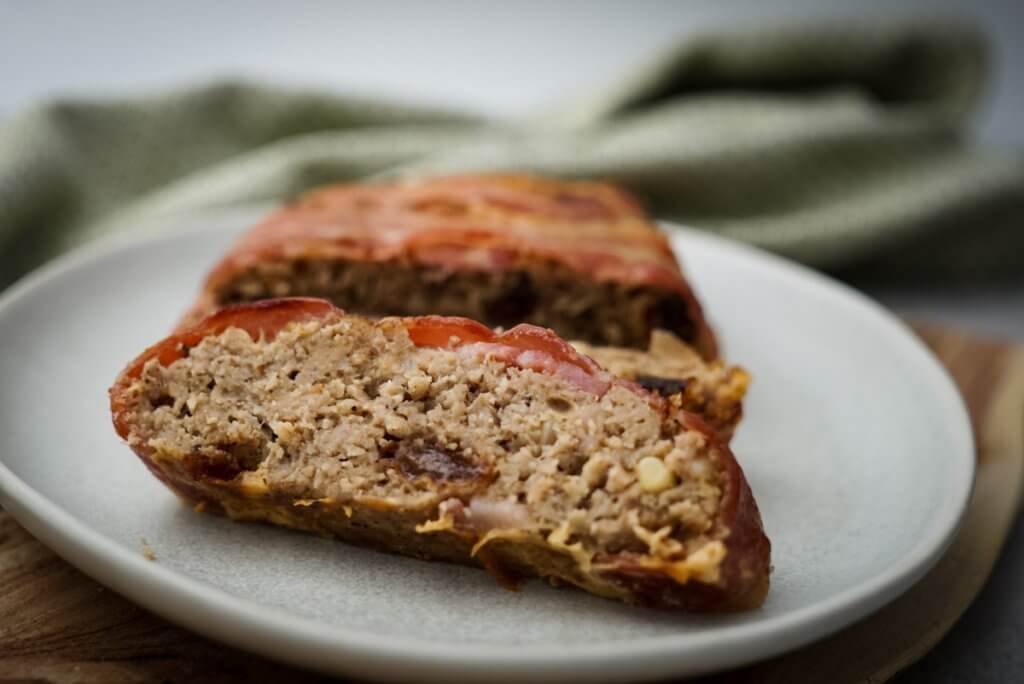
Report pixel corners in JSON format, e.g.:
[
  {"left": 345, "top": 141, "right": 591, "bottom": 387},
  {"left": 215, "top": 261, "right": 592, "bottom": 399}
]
[
  {"left": 405, "top": 316, "right": 616, "bottom": 396},
  {"left": 185, "top": 174, "right": 717, "bottom": 358},
  {"left": 115, "top": 300, "right": 629, "bottom": 417}
]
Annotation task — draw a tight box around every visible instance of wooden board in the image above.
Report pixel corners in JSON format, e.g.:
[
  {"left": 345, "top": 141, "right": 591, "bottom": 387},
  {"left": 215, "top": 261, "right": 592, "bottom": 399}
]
[{"left": 1, "top": 324, "right": 1022, "bottom": 684}]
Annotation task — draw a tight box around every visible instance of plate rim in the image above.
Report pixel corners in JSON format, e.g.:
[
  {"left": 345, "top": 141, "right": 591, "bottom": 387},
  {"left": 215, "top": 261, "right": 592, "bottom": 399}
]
[{"left": 0, "top": 213, "right": 976, "bottom": 682}]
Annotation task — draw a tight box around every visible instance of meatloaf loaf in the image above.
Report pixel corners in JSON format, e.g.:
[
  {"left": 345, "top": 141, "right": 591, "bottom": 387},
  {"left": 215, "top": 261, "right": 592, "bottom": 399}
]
[
  {"left": 181, "top": 173, "right": 717, "bottom": 358},
  {"left": 110, "top": 298, "right": 769, "bottom": 611}
]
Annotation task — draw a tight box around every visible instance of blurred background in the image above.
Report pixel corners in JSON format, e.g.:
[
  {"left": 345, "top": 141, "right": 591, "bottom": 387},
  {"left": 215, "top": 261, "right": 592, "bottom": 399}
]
[
  {"left": 2, "top": 0, "right": 1024, "bottom": 143},
  {"left": 1, "top": 1, "right": 1022, "bottom": 682}
]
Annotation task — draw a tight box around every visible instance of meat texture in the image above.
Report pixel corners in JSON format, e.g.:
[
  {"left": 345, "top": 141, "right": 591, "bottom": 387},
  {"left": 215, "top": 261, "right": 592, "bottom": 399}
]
[{"left": 111, "top": 298, "right": 770, "bottom": 611}]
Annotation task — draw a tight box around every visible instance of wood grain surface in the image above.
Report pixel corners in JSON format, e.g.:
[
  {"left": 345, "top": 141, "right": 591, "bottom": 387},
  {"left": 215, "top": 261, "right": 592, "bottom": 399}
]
[{"left": 1, "top": 324, "right": 1022, "bottom": 684}]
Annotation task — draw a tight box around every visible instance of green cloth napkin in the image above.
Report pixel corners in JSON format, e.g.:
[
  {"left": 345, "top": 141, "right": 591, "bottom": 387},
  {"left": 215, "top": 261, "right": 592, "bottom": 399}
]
[{"left": 2, "top": 18, "right": 1022, "bottom": 290}]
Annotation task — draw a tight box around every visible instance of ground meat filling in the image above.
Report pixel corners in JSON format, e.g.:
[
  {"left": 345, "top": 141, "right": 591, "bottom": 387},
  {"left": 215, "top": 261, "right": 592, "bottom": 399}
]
[
  {"left": 574, "top": 331, "right": 749, "bottom": 441},
  {"left": 131, "top": 317, "right": 722, "bottom": 558},
  {"left": 213, "top": 258, "right": 694, "bottom": 349}
]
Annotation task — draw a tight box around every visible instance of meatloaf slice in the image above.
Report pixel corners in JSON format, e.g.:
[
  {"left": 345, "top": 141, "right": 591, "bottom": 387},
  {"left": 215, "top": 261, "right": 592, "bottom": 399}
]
[
  {"left": 111, "top": 298, "right": 769, "bottom": 611},
  {"left": 181, "top": 173, "right": 717, "bottom": 358}
]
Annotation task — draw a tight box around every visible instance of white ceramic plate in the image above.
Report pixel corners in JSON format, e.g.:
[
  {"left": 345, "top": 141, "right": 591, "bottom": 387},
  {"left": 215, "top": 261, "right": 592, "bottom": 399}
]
[{"left": 0, "top": 209, "right": 974, "bottom": 682}]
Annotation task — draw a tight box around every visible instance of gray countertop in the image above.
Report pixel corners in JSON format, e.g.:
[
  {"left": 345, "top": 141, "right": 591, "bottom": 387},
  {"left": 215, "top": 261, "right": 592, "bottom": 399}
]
[{"left": 3, "top": 1, "right": 1022, "bottom": 681}]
